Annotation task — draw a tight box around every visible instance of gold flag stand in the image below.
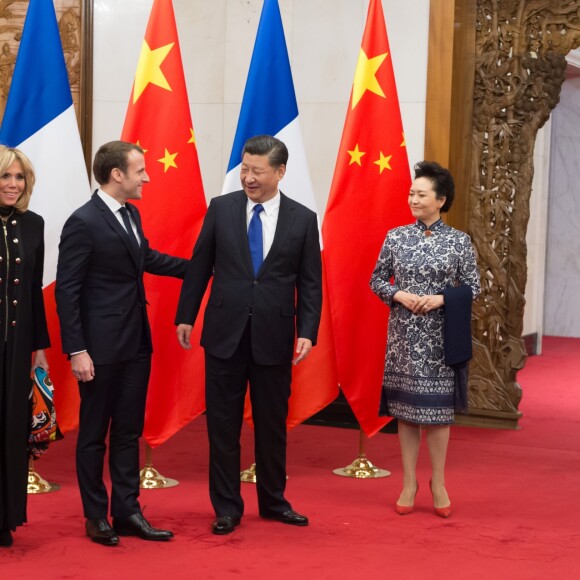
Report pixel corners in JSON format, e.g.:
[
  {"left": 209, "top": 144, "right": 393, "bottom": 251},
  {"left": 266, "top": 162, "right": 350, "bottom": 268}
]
[
  {"left": 333, "top": 429, "right": 391, "bottom": 478},
  {"left": 27, "top": 457, "right": 60, "bottom": 494},
  {"left": 240, "top": 463, "right": 257, "bottom": 483},
  {"left": 139, "top": 444, "right": 179, "bottom": 489},
  {"left": 240, "top": 462, "right": 289, "bottom": 484}
]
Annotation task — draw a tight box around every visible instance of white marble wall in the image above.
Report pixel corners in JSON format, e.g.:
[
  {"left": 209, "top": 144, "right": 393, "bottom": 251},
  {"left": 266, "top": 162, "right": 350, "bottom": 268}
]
[
  {"left": 523, "top": 120, "right": 551, "bottom": 348},
  {"left": 92, "top": 0, "right": 429, "bottom": 212},
  {"left": 544, "top": 73, "right": 580, "bottom": 337}
]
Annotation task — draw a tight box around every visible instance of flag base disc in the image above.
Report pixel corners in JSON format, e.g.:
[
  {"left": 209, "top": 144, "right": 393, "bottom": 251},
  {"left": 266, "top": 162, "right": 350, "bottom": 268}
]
[
  {"left": 27, "top": 468, "right": 60, "bottom": 494},
  {"left": 139, "top": 465, "right": 179, "bottom": 489},
  {"left": 240, "top": 463, "right": 257, "bottom": 484},
  {"left": 333, "top": 455, "right": 391, "bottom": 478}
]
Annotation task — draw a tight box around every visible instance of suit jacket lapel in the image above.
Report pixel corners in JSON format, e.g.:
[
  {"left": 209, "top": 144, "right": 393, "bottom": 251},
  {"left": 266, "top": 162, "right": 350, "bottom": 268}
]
[
  {"left": 91, "top": 192, "right": 140, "bottom": 269},
  {"left": 260, "top": 192, "right": 295, "bottom": 273},
  {"left": 125, "top": 202, "right": 145, "bottom": 267}
]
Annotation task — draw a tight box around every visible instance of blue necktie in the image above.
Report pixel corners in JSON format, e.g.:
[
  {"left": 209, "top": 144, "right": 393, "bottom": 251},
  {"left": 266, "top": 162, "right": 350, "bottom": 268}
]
[{"left": 248, "top": 204, "right": 264, "bottom": 275}]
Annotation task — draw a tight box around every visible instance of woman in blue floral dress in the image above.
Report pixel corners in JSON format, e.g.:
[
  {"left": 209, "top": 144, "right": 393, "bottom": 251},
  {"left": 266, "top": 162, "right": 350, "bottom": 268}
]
[{"left": 370, "top": 161, "right": 479, "bottom": 518}]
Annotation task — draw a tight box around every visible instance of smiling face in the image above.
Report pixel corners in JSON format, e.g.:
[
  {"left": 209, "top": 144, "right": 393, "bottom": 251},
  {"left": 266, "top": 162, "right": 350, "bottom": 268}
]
[
  {"left": 240, "top": 152, "right": 285, "bottom": 204},
  {"left": 0, "top": 160, "right": 25, "bottom": 208},
  {"left": 408, "top": 176, "right": 445, "bottom": 225},
  {"left": 110, "top": 149, "right": 150, "bottom": 203}
]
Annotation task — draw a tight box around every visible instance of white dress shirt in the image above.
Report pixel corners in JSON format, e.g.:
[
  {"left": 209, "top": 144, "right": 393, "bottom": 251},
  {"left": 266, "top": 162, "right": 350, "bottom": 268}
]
[
  {"left": 246, "top": 191, "right": 280, "bottom": 259},
  {"left": 97, "top": 189, "right": 141, "bottom": 245}
]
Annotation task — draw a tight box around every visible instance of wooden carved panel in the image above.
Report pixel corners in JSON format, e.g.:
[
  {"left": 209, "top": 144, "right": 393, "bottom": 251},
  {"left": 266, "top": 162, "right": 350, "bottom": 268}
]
[{"left": 468, "top": 0, "right": 580, "bottom": 425}]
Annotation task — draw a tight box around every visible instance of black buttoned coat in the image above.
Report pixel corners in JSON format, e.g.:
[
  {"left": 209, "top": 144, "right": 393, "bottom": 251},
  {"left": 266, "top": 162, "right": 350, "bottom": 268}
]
[{"left": 0, "top": 209, "right": 50, "bottom": 531}]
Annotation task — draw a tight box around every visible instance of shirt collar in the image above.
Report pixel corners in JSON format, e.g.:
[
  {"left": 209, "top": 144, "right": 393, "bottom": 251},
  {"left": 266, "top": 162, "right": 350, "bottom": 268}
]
[
  {"left": 97, "top": 189, "right": 125, "bottom": 213},
  {"left": 247, "top": 191, "right": 281, "bottom": 216},
  {"left": 416, "top": 218, "right": 444, "bottom": 231}
]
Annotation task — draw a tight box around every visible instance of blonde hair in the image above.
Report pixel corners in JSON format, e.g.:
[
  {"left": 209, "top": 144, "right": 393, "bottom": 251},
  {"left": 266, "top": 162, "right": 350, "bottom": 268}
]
[{"left": 0, "top": 145, "right": 36, "bottom": 212}]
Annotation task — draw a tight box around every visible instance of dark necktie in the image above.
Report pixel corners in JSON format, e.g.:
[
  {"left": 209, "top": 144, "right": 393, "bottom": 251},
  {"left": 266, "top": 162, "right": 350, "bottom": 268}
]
[
  {"left": 119, "top": 206, "right": 140, "bottom": 252},
  {"left": 248, "top": 204, "right": 264, "bottom": 275}
]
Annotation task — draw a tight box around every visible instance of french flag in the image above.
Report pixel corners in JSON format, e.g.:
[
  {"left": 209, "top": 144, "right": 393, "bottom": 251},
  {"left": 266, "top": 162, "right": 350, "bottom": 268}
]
[
  {"left": 0, "top": 0, "right": 91, "bottom": 431},
  {"left": 223, "top": 0, "right": 338, "bottom": 427}
]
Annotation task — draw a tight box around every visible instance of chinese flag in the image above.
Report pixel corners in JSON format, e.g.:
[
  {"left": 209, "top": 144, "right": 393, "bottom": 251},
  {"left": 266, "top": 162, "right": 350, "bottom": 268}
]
[
  {"left": 322, "top": 0, "right": 412, "bottom": 436},
  {"left": 121, "top": 0, "right": 207, "bottom": 446}
]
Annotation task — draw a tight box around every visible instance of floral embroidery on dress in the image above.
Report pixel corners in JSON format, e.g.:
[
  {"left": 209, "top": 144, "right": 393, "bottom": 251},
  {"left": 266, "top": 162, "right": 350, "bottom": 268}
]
[{"left": 370, "top": 220, "right": 480, "bottom": 425}]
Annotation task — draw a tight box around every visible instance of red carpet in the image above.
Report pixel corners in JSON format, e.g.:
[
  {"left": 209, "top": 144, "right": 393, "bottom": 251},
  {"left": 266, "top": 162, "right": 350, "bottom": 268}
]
[{"left": 2, "top": 336, "right": 579, "bottom": 578}]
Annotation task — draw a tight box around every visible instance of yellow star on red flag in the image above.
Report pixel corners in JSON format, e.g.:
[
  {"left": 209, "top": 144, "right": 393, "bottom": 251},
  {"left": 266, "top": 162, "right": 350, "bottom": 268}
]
[
  {"left": 158, "top": 148, "right": 178, "bottom": 172},
  {"left": 351, "top": 48, "right": 388, "bottom": 109},
  {"left": 132, "top": 40, "right": 175, "bottom": 104},
  {"left": 374, "top": 151, "right": 392, "bottom": 173},
  {"left": 348, "top": 144, "right": 366, "bottom": 166}
]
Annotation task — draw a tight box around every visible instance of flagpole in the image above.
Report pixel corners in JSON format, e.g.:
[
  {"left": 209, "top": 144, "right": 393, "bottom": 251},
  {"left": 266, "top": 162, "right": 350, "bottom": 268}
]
[
  {"left": 333, "top": 428, "right": 390, "bottom": 478},
  {"left": 139, "top": 443, "right": 179, "bottom": 489},
  {"left": 27, "top": 457, "right": 60, "bottom": 494}
]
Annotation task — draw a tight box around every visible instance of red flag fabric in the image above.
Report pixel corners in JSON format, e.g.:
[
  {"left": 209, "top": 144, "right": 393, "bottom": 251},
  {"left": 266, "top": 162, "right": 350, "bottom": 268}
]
[
  {"left": 121, "top": 0, "right": 207, "bottom": 447},
  {"left": 322, "top": 0, "right": 412, "bottom": 436}
]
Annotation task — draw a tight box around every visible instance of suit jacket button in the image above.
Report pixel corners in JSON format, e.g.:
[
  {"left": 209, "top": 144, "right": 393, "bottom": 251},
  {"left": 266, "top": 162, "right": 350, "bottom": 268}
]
[{"left": 253, "top": 280, "right": 258, "bottom": 286}]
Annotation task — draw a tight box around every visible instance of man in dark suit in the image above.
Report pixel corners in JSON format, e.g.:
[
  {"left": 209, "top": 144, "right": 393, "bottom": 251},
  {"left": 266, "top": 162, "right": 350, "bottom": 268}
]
[
  {"left": 56, "top": 141, "right": 187, "bottom": 546},
  {"left": 176, "top": 135, "right": 322, "bottom": 535}
]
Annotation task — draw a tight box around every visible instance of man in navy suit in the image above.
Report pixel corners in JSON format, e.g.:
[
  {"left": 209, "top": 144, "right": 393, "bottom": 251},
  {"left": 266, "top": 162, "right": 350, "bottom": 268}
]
[
  {"left": 56, "top": 141, "right": 187, "bottom": 546},
  {"left": 176, "top": 135, "right": 322, "bottom": 535}
]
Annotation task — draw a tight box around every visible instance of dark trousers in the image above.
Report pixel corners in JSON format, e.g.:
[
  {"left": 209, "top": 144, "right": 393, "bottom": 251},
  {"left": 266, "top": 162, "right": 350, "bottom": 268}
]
[
  {"left": 76, "top": 350, "right": 151, "bottom": 519},
  {"left": 204, "top": 322, "right": 292, "bottom": 519}
]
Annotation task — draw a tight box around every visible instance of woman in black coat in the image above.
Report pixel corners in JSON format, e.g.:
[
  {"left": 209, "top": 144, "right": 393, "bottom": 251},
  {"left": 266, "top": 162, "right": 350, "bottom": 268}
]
[{"left": 0, "top": 146, "right": 50, "bottom": 547}]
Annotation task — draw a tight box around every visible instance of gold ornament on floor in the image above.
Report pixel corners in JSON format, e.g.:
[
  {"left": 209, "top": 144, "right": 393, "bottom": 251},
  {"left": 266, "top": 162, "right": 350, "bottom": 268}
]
[
  {"left": 240, "top": 462, "right": 288, "bottom": 483},
  {"left": 139, "top": 444, "right": 179, "bottom": 489},
  {"left": 27, "top": 458, "right": 60, "bottom": 494},
  {"left": 240, "top": 462, "right": 257, "bottom": 483},
  {"left": 333, "top": 429, "right": 391, "bottom": 478}
]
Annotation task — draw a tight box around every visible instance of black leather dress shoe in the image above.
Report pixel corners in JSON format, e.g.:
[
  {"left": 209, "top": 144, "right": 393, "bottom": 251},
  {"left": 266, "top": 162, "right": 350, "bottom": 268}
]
[
  {"left": 0, "top": 528, "right": 13, "bottom": 547},
  {"left": 212, "top": 516, "right": 241, "bottom": 535},
  {"left": 262, "top": 509, "right": 309, "bottom": 526},
  {"left": 113, "top": 512, "right": 173, "bottom": 541},
  {"left": 85, "top": 519, "right": 119, "bottom": 546}
]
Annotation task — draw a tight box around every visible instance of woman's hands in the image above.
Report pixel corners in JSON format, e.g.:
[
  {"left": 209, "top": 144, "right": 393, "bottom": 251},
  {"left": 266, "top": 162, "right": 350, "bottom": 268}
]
[
  {"left": 393, "top": 291, "right": 444, "bottom": 315},
  {"left": 32, "top": 349, "right": 49, "bottom": 372}
]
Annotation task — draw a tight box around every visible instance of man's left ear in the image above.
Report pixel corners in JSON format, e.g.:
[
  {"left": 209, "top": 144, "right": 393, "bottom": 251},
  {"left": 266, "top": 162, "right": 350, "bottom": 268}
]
[
  {"left": 277, "top": 164, "right": 286, "bottom": 180},
  {"left": 111, "top": 167, "right": 123, "bottom": 183}
]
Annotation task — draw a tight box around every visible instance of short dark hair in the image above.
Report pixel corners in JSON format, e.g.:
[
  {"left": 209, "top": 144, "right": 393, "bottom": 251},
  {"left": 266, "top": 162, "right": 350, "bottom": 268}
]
[
  {"left": 242, "top": 135, "right": 288, "bottom": 169},
  {"left": 93, "top": 141, "right": 143, "bottom": 185},
  {"left": 413, "top": 160, "right": 455, "bottom": 212}
]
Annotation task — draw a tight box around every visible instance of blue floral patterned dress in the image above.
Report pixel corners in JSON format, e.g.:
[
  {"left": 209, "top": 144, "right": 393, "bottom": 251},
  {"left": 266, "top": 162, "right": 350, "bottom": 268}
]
[{"left": 370, "top": 219, "right": 480, "bottom": 425}]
